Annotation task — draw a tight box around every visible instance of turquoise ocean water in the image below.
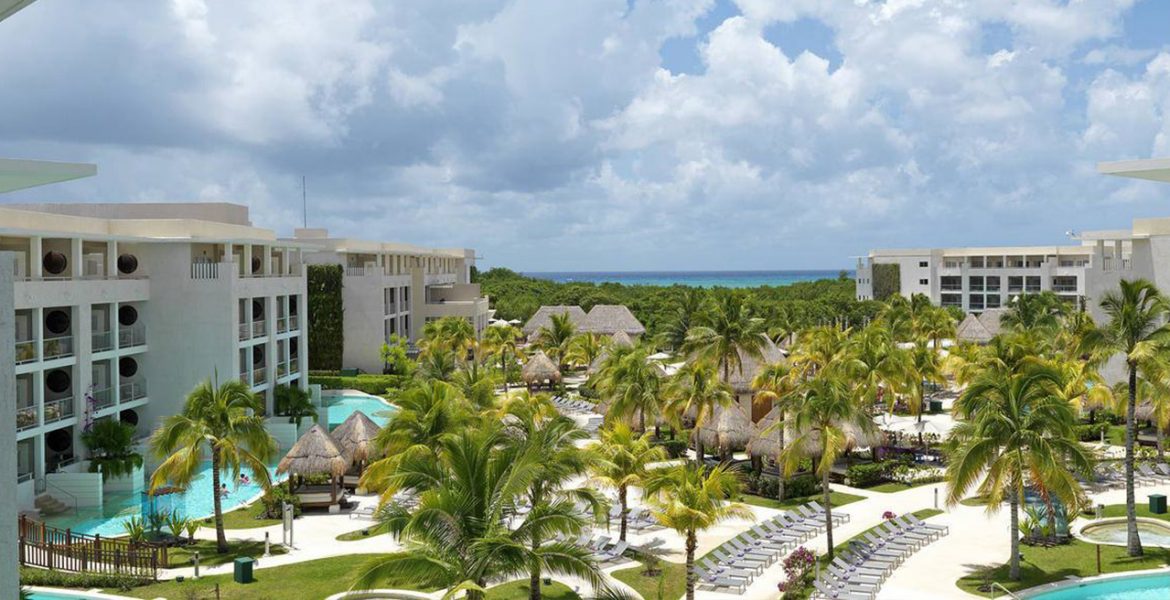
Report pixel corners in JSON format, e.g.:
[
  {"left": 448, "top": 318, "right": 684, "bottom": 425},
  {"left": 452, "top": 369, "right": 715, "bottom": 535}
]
[{"left": 524, "top": 270, "right": 850, "bottom": 288}]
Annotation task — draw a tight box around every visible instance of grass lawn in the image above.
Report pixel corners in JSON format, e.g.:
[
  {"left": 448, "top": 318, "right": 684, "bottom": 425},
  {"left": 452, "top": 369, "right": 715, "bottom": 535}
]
[
  {"left": 955, "top": 540, "right": 1170, "bottom": 597},
  {"left": 611, "top": 559, "right": 688, "bottom": 600},
  {"left": 1101, "top": 503, "right": 1170, "bottom": 523},
  {"left": 119, "top": 553, "right": 435, "bottom": 599},
  {"left": 210, "top": 501, "right": 282, "bottom": 530},
  {"left": 166, "top": 539, "right": 285, "bottom": 569},
  {"left": 869, "top": 480, "right": 942, "bottom": 493},
  {"left": 738, "top": 490, "right": 865, "bottom": 511},
  {"left": 336, "top": 521, "right": 391, "bottom": 541},
  {"left": 485, "top": 580, "right": 580, "bottom": 600},
  {"left": 960, "top": 495, "right": 991, "bottom": 507}
]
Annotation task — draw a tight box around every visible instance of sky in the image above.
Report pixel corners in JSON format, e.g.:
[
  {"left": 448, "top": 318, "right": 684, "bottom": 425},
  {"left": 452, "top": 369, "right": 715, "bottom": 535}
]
[{"left": 1, "top": 0, "right": 1169, "bottom": 272}]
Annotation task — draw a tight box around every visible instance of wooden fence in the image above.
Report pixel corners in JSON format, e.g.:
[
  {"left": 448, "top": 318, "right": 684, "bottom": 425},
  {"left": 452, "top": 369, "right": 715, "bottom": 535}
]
[{"left": 18, "top": 515, "right": 166, "bottom": 580}]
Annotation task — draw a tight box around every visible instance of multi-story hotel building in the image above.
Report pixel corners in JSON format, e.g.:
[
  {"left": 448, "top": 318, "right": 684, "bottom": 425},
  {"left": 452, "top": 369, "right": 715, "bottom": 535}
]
[
  {"left": 856, "top": 158, "right": 1170, "bottom": 326},
  {"left": 293, "top": 228, "right": 490, "bottom": 373},
  {"left": 1, "top": 202, "right": 309, "bottom": 510}
]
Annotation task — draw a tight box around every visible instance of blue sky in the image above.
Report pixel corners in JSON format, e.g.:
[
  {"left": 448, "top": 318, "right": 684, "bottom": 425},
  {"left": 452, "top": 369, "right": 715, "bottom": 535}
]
[{"left": 1, "top": 0, "right": 1168, "bottom": 271}]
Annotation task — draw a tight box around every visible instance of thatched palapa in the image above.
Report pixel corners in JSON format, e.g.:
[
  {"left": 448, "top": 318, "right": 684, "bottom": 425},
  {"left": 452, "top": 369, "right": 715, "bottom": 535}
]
[
  {"left": 697, "top": 404, "right": 752, "bottom": 453},
  {"left": 584, "top": 305, "right": 646, "bottom": 337},
  {"left": 522, "top": 350, "right": 561, "bottom": 388},
  {"left": 278, "top": 424, "right": 348, "bottom": 479},
  {"left": 522, "top": 306, "right": 589, "bottom": 337},
  {"left": 332, "top": 410, "right": 382, "bottom": 467},
  {"left": 724, "top": 335, "right": 785, "bottom": 395},
  {"left": 747, "top": 407, "right": 784, "bottom": 458}
]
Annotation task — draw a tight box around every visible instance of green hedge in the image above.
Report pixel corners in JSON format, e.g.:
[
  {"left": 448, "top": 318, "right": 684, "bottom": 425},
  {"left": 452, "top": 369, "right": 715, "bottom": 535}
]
[
  {"left": 845, "top": 462, "right": 892, "bottom": 488},
  {"left": 20, "top": 567, "right": 148, "bottom": 591},
  {"left": 308, "top": 264, "right": 344, "bottom": 371},
  {"left": 872, "top": 263, "right": 901, "bottom": 301},
  {"left": 651, "top": 439, "right": 689, "bottom": 459},
  {"left": 1077, "top": 422, "right": 1110, "bottom": 442},
  {"left": 310, "top": 374, "right": 409, "bottom": 396}
]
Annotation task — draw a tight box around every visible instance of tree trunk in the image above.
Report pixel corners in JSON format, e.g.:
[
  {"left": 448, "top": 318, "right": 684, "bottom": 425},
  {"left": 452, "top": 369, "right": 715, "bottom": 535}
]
[
  {"left": 619, "top": 484, "right": 628, "bottom": 542},
  {"left": 211, "top": 446, "right": 228, "bottom": 554},
  {"left": 685, "top": 530, "right": 697, "bottom": 600},
  {"left": 1157, "top": 427, "right": 1165, "bottom": 463},
  {"left": 823, "top": 467, "right": 835, "bottom": 560},
  {"left": 1009, "top": 489, "right": 1020, "bottom": 581},
  {"left": 776, "top": 412, "right": 785, "bottom": 502},
  {"left": 470, "top": 578, "right": 486, "bottom": 600},
  {"left": 501, "top": 353, "right": 509, "bottom": 393},
  {"left": 530, "top": 534, "right": 542, "bottom": 600},
  {"left": 1126, "top": 363, "right": 1144, "bottom": 557}
]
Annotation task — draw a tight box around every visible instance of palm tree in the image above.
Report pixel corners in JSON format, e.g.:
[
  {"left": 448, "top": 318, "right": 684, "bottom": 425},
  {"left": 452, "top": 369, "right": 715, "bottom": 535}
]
[
  {"left": 684, "top": 293, "right": 766, "bottom": 384},
  {"left": 1001, "top": 292, "right": 1066, "bottom": 334},
  {"left": 482, "top": 324, "right": 520, "bottom": 391},
  {"left": 914, "top": 305, "right": 956, "bottom": 351},
  {"left": 776, "top": 373, "right": 874, "bottom": 559},
  {"left": 843, "top": 324, "right": 912, "bottom": 412},
  {"left": 588, "top": 423, "right": 667, "bottom": 541},
  {"left": 502, "top": 400, "right": 605, "bottom": 600},
  {"left": 643, "top": 463, "right": 752, "bottom": 600},
  {"left": 535, "top": 312, "right": 577, "bottom": 370},
  {"left": 664, "top": 288, "right": 707, "bottom": 351},
  {"left": 946, "top": 363, "right": 1092, "bottom": 580},
  {"left": 450, "top": 361, "right": 499, "bottom": 410},
  {"left": 598, "top": 347, "right": 662, "bottom": 433},
  {"left": 1082, "top": 278, "right": 1170, "bottom": 557},
  {"left": 565, "top": 332, "right": 607, "bottom": 370},
  {"left": 751, "top": 360, "right": 797, "bottom": 501},
  {"left": 664, "top": 361, "right": 734, "bottom": 464},
  {"left": 149, "top": 378, "right": 277, "bottom": 553},
  {"left": 354, "top": 429, "right": 604, "bottom": 600},
  {"left": 905, "top": 341, "right": 945, "bottom": 426},
  {"left": 417, "top": 348, "right": 458, "bottom": 382}
]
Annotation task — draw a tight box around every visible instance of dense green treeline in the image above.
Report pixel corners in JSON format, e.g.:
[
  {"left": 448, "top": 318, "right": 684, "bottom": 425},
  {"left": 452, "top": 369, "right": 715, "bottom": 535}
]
[{"left": 474, "top": 267, "right": 884, "bottom": 341}]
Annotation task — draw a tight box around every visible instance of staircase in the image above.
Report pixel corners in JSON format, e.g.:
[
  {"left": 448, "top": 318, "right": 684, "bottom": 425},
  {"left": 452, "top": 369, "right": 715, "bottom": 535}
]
[{"left": 35, "top": 494, "right": 70, "bottom": 516}]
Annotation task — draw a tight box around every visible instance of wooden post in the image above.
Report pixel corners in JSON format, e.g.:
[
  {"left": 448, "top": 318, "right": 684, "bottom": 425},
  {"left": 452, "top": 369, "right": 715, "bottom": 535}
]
[{"left": 1096, "top": 544, "right": 1102, "bottom": 574}]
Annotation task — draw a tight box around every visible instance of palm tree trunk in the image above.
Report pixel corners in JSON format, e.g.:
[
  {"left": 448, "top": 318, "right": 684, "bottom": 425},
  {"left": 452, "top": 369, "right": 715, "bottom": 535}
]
[
  {"left": 1126, "top": 363, "right": 1144, "bottom": 557},
  {"left": 1157, "top": 427, "right": 1165, "bottom": 463},
  {"left": 822, "top": 467, "right": 835, "bottom": 560},
  {"left": 619, "top": 484, "right": 628, "bottom": 542},
  {"left": 776, "top": 412, "right": 785, "bottom": 502},
  {"left": 211, "top": 446, "right": 228, "bottom": 554},
  {"left": 685, "top": 530, "right": 697, "bottom": 600},
  {"left": 530, "top": 535, "right": 542, "bottom": 600},
  {"left": 501, "top": 353, "right": 509, "bottom": 393},
  {"left": 1009, "top": 490, "right": 1021, "bottom": 581}
]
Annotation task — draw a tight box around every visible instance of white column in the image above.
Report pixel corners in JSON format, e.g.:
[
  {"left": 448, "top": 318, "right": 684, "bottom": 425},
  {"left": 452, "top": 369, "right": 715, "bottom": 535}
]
[
  {"left": 30, "top": 236, "right": 42, "bottom": 279},
  {"left": 70, "top": 238, "right": 82, "bottom": 278},
  {"left": 106, "top": 241, "right": 117, "bottom": 278},
  {"left": 242, "top": 244, "right": 253, "bottom": 277},
  {"left": 0, "top": 254, "right": 15, "bottom": 600},
  {"left": 263, "top": 245, "right": 272, "bottom": 276}
]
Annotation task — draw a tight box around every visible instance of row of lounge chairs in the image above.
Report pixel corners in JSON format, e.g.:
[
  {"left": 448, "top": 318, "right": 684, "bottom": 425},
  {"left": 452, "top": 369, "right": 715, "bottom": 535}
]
[
  {"left": 566, "top": 533, "right": 631, "bottom": 565},
  {"left": 813, "top": 514, "right": 949, "bottom": 600},
  {"left": 695, "top": 502, "right": 847, "bottom": 593},
  {"left": 612, "top": 507, "right": 665, "bottom": 533},
  {"left": 1084, "top": 462, "right": 1170, "bottom": 489},
  {"left": 552, "top": 395, "right": 596, "bottom": 415}
]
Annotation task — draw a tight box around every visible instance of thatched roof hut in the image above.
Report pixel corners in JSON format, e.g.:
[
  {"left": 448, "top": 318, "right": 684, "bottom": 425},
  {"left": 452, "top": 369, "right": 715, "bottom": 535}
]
[
  {"left": 522, "top": 351, "right": 561, "bottom": 388},
  {"left": 278, "top": 424, "right": 348, "bottom": 479},
  {"left": 787, "top": 420, "right": 882, "bottom": 453},
  {"left": 747, "top": 407, "right": 784, "bottom": 458},
  {"left": 697, "top": 404, "right": 752, "bottom": 453},
  {"left": 331, "top": 411, "right": 382, "bottom": 467},
  {"left": 584, "top": 305, "right": 646, "bottom": 337},
  {"left": 956, "top": 308, "right": 1006, "bottom": 344},
  {"left": 523, "top": 306, "right": 589, "bottom": 336},
  {"left": 724, "top": 335, "right": 785, "bottom": 395}
]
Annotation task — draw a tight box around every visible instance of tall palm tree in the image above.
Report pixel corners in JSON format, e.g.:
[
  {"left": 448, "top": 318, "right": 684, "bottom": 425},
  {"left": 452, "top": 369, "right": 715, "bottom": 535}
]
[
  {"left": 776, "top": 373, "right": 874, "bottom": 559},
  {"left": 643, "top": 463, "right": 752, "bottom": 600},
  {"left": 482, "top": 324, "right": 520, "bottom": 392},
  {"left": 450, "top": 361, "right": 499, "bottom": 410},
  {"left": 905, "top": 341, "right": 945, "bottom": 426},
  {"left": 914, "top": 306, "right": 956, "bottom": 351},
  {"left": 149, "top": 378, "right": 277, "bottom": 553},
  {"left": 751, "top": 360, "right": 797, "bottom": 501},
  {"left": 664, "top": 361, "right": 734, "bottom": 463},
  {"left": 1001, "top": 292, "right": 1066, "bottom": 334},
  {"left": 417, "top": 348, "right": 458, "bottom": 382},
  {"left": 535, "top": 312, "right": 577, "bottom": 370},
  {"left": 664, "top": 288, "right": 707, "bottom": 351},
  {"left": 354, "top": 429, "right": 604, "bottom": 600},
  {"left": 684, "top": 292, "right": 766, "bottom": 384},
  {"left": 843, "top": 324, "right": 912, "bottom": 412},
  {"left": 588, "top": 423, "right": 667, "bottom": 541},
  {"left": 1082, "top": 278, "right": 1170, "bottom": 557},
  {"left": 946, "top": 363, "right": 1092, "bottom": 580},
  {"left": 565, "top": 332, "right": 607, "bottom": 370},
  {"left": 598, "top": 347, "right": 662, "bottom": 433}
]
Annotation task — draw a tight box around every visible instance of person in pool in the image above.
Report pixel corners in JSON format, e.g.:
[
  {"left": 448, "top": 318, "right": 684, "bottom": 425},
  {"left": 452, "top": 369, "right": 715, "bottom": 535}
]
[
  {"left": 219, "top": 483, "right": 229, "bottom": 497},
  {"left": 239, "top": 473, "right": 251, "bottom": 485}
]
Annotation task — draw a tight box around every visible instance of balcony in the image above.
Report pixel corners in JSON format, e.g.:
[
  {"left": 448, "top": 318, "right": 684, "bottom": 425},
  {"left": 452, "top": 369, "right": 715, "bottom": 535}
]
[
  {"left": 93, "top": 387, "right": 114, "bottom": 410},
  {"left": 252, "top": 320, "right": 266, "bottom": 338},
  {"left": 252, "top": 369, "right": 267, "bottom": 387},
  {"left": 940, "top": 284, "right": 963, "bottom": 292},
  {"left": 92, "top": 330, "right": 114, "bottom": 353},
  {"left": 16, "top": 405, "right": 37, "bottom": 431},
  {"left": 276, "top": 316, "right": 288, "bottom": 333},
  {"left": 15, "top": 340, "right": 37, "bottom": 365},
  {"left": 191, "top": 261, "right": 221, "bottom": 280},
  {"left": 1052, "top": 285, "right": 1078, "bottom": 293},
  {"left": 288, "top": 314, "right": 298, "bottom": 331},
  {"left": 120, "top": 381, "right": 147, "bottom": 403},
  {"left": 43, "top": 336, "right": 73, "bottom": 360},
  {"left": 43, "top": 397, "right": 74, "bottom": 425},
  {"left": 118, "top": 324, "right": 146, "bottom": 349},
  {"left": 238, "top": 322, "right": 251, "bottom": 341},
  {"left": 276, "top": 362, "right": 288, "bottom": 378},
  {"left": 17, "top": 470, "right": 34, "bottom": 484}
]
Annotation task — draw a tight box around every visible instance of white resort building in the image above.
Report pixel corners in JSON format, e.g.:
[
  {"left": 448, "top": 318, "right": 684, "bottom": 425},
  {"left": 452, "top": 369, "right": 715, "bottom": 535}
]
[
  {"left": 855, "top": 158, "right": 1170, "bottom": 326},
  {"left": 293, "top": 228, "right": 491, "bottom": 373},
  {"left": 0, "top": 202, "right": 310, "bottom": 511}
]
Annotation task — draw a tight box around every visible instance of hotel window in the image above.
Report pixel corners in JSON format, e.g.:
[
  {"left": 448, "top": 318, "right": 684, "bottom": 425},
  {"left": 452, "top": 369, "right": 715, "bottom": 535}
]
[
  {"left": 1025, "top": 276, "right": 1041, "bottom": 292},
  {"left": 969, "top": 257, "right": 985, "bottom": 268},
  {"left": 986, "top": 295, "right": 1002, "bottom": 309},
  {"left": 1008, "top": 276, "right": 1024, "bottom": 293},
  {"left": 941, "top": 276, "right": 962, "bottom": 291},
  {"left": 1052, "top": 276, "right": 1077, "bottom": 293},
  {"left": 918, "top": 278, "right": 928, "bottom": 286},
  {"left": 986, "top": 276, "right": 1001, "bottom": 292},
  {"left": 918, "top": 261, "right": 928, "bottom": 268},
  {"left": 968, "top": 276, "right": 984, "bottom": 292},
  {"left": 941, "top": 294, "right": 962, "bottom": 308},
  {"left": 969, "top": 295, "right": 985, "bottom": 311}
]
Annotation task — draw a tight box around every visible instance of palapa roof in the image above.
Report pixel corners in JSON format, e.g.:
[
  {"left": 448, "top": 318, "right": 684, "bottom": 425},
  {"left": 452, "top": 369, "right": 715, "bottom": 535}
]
[
  {"left": 697, "top": 404, "right": 753, "bottom": 451},
  {"left": 522, "top": 305, "right": 588, "bottom": 336},
  {"left": 746, "top": 407, "right": 783, "bottom": 458},
  {"left": 610, "top": 330, "right": 634, "bottom": 347},
  {"left": 277, "top": 424, "right": 348, "bottom": 478},
  {"left": 584, "top": 305, "right": 646, "bottom": 336},
  {"left": 587, "top": 330, "right": 636, "bottom": 374},
  {"left": 725, "top": 335, "right": 785, "bottom": 394},
  {"left": 522, "top": 350, "right": 562, "bottom": 384},
  {"left": 956, "top": 308, "right": 1007, "bottom": 343},
  {"left": 331, "top": 410, "right": 382, "bottom": 465}
]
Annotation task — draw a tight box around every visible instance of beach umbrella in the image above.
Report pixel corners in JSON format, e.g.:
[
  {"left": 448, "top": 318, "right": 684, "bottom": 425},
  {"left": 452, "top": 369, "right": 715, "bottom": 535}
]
[{"left": 894, "top": 419, "right": 950, "bottom": 436}]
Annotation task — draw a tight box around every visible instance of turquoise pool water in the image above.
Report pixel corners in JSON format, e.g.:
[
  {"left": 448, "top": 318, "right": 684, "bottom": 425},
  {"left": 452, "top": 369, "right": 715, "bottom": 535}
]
[
  {"left": 326, "top": 393, "right": 397, "bottom": 428},
  {"left": 1027, "top": 573, "right": 1170, "bottom": 599},
  {"left": 1080, "top": 521, "right": 1170, "bottom": 547},
  {"left": 27, "top": 592, "right": 114, "bottom": 599},
  {"left": 43, "top": 460, "right": 279, "bottom": 537}
]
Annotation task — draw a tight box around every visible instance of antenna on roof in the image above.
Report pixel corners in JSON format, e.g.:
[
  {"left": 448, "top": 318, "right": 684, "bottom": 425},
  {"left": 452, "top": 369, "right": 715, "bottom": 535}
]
[{"left": 302, "top": 175, "right": 307, "bottom": 228}]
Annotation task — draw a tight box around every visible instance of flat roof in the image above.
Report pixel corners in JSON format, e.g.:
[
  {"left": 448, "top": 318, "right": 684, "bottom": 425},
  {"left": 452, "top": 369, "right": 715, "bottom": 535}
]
[
  {"left": 1097, "top": 158, "right": 1170, "bottom": 184},
  {"left": 0, "top": 158, "right": 96, "bottom": 193}
]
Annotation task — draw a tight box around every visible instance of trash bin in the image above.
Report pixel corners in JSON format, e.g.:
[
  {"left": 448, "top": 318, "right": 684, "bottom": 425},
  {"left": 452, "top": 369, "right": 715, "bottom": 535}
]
[
  {"left": 1150, "top": 494, "right": 1167, "bottom": 515},
  {"left": 928, "top": 400, "right": 944, "bottom": 414},
  {"left": 234, "top": 557, "right": 254, "bottom": 583}
]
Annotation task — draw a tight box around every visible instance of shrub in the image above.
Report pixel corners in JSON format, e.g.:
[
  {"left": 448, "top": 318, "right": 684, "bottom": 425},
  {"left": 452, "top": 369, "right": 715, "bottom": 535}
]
[
  {"left": 309, "top": 374, "right": 409, "bottom": 396},
  {"left": 778, "top": 546, "right": 816, "bottom": 598},
  {"left": 651, "top": 439, "right": 688, "bottom": 459},
  {"left": 1076, "top": 422, "right": 1109, "bottom": 442},
  {"left": 81, "top": 418, "right": 143, "bottom": 481},
  {"left": 845, "top": 462, "right": 891, "bottom": 488},
  {"left": 261, "top": 486, "right": 301, "bottom": 519},
  {"left": 19, "top": 567, "right": 148, "bottom": 591},
  {"left": 784, "top": 473, "right": 820, "bottom": 498}
]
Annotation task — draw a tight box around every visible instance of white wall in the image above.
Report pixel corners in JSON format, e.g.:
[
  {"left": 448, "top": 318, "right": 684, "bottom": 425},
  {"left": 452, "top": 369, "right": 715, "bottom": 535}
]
[
  {"left": 103, "top": 463, "right": 144, "bottom": 495},
  {"left": 44, "top": 470, "right": 104, "bottom": 508},
  {"left": 0, "top": 253, "right": 17, "bottom": 598}
]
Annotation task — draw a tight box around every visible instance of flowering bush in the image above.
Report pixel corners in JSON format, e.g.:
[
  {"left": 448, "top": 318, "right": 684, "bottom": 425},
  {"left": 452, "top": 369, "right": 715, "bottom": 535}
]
[
  {"left": 778, "top": 546, "right": 817, "bottom": 598},
  {"left": 882, "top": 510, "right": 897, "bottom": 520}
]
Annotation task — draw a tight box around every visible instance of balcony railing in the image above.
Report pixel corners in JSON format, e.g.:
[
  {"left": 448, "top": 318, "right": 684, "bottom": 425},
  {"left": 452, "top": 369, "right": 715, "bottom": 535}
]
[
  {"left": 118, "top": 324, "right": 146, "bottom": 349},
  {"left": 191, "top": 261, "right": 219, "bottom": 280},
  {"left": 289, "top": 314, "right": 299, "bottom": 331},
  {"left": 940, "top": 284, "right": 963, "bottom": 292},
  {"left": 252, "top": 320, "right": 266, "bottom": 338},
  {"left": 17, "top": 471, "right": 34, "bottom": 484},
  {"left": 43, "top": 336, "right": 73, "bottom": 360},
  {"left": 93, "top": 387, "right": 114, "bottom": 410},
  {"left": 238, "top": 322, "right": 251, "bottom": 341},
  {"left": 252, "top": 369, "right": 267, "bottom": 387},
  {"left": 276, "top": 316, "right": 288, "bottom": 333},
  {"left": 15, "top": 340, "right": 37, "bottom": 364},
  {"left": 43, "top": 397, "right": 74, "bottom": 425},
  {"left": 17, "top": 405, "right": 38, "bottom": 431},
  {"left": 1053, "top": 285, "right": 1078, "bottom": 293},
  {"left": 120, "top": 381, "right": 147, "bottom": 403},
  {"left": 92, "top": 330, "right": 114, "bottom": 353}
]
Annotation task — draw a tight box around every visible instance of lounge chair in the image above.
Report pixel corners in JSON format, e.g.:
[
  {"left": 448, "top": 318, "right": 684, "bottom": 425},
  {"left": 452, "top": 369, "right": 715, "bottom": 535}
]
[
  {"left": 738, "top": 532, "right": 790, "bottom": 553},
  {"left": 892, "top": 516, "right": 940, "bottom": 542},
  {"left": 587, "top": 535, "right": 611, "bottom": 551},
  {"left": 879, "top": 521, "right": 929, "bottom": 548},
  {"left": 837, "top": 552, "right": 895, "bottom": 576},
  {"left": 751, "top": 524, "right": 799, "bottom": 547},
  {"left": 348, "top": 505, "right": 376, "bottom": 520},
  {"left": 827, "top": 564, "right": 882, "bottom": 588},
  {"left": 1139, "top": 463, "right": 1170, "bottom": 483},
  {"left": 831, "top": 557, "right": 887, "bottom": 582},
  {"left": 813, "top": 578, "right": 874, "bottom": 600},
  {"left": 694, "top": 566, "right": 749, "bottom": 593},
  {"left": 811, "top": 501, "right": 851, "bottom": 524},
  {"left": 906, "top": 514, "right": 949, "bottom": 537},
  {"left": 761, "top": 517, "right": 812, "bottom": 542},
  {"left": 802, "top": 503, "right": 849, "bottom": 526},
  {"left": 699, "top": 558, "right": 756, "bottom": 581},
  {"left": 595, "top": 540, "right": 628, "bottom": 563},
  {"left": 777, "top": 513, "right": 821, "bottom": 535},
  {"left": 712, "top": 548, "right": 766, "bottom": 573},
  {"left": 728, "top": 537, "right": 779, "bottom": 560}
]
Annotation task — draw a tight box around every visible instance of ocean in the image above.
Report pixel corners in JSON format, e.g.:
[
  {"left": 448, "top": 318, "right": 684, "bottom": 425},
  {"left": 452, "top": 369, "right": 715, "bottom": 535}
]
[{"left": 523, "top": 270, "right": 851, "bottom": 288}]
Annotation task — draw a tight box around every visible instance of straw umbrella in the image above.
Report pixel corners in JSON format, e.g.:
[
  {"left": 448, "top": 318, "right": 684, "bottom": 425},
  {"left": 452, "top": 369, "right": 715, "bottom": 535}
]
[
  {"left": 698, "top": 404, "right": 752, "bottom": 461},
  {"left": 278, "top": 424, "right": 348, "bottom": 505},
  {"left": 522, "top": 351, "right": 561, "bottom": 390},
  {"left": 331, "top": 410, "right": 382, "bottom": 478}
]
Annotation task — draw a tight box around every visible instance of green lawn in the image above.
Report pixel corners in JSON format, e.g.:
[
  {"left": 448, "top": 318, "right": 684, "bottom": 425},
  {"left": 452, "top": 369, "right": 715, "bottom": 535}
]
[
  {"left": 960, "top": 495, "right": 991, "bottom": 507},
  {"left": 210, "top": 501, "right": 282, "bottom": 530},
  {"left": 485, "top": 580, "right": 580, "bottom": 600},
  {"left": 119, "top": 553, "right": 434, "bottom": 599},
  {"left": 336, "top": 521, "right": 391, "bottom": 541},
  {"left": 955, "top": 540, "right": 1170, "bottom": 596},
  {"left": 611, "top": 559, "right": 688, "bottom": 600},
  {"left": 1101, "top": 503, "right": 1170, "bottom": 523},
  {"left": 166, "top": 539, "right": 285, "bottom": 569},
  {"left": 738, "top": 490, "right": 865, "bottom": 511},
  {"left": 869, "top": 480, "right": 942, "bottom": 493}
]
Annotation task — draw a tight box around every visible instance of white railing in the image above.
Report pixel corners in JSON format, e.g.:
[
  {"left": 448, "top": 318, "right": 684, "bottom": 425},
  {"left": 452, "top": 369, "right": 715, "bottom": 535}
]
[
  {"left": 17, "top": 471, "right": 34, "bottom": 484},
  {"left": 346, "top": 266, "right": 366, "bottom": 276},
  {"left": 288, "top": 314, "right": 298, "bottom": 331},
  {"left": 15, "top": 339, "right": 37, "bottom": 364},
  {"left": 16, "top": 405, "right": 38, "bottom": 431},
  {"left": 190, "top": 261, "right": 219, "bottom": 280},
  {"left": 43, "top": 397, "right": 74, "bottom": 424},
  {"left": 120, "top": 381, "right": 147, "bottom": 402},
  {"left": 252, "top": 369, "right": 267, "bottom": 387},
  {"left": 92, "top": 330, "right": 114, "bottom": 352},
  {"left": 93, "top": 387, "right": 114, "bottom": 409},
  {"left": 238, "top": 322, "right": 251, "bottom": 341},
  {"left": 276, "top": 316, "right": 288, "bottom": 333},
  {"left": 118, "top": 324, "right": 146, "bottom": 349},
  {"left": 43, "top": 336, "right": 73, "bottom": 360},
  {"left": 252, "top": 320, "right": 266, "bottom": 338}
]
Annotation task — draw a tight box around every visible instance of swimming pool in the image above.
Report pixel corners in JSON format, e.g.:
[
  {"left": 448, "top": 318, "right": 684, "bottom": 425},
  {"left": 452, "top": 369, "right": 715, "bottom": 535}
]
[
  {"left": 1078, "top": 518, "right": 1170, "bottom": 548},
  {"left": 43, "top": 459, "right": 280, "bottom": 537},
  {"left": 1024, "top": 572, "right": 1170, "bottom": 599},
  {"left": 26, "top": 588, "right": 134, "bottom": 599},
  {"left": 325, "top": 393, "right": 398, "bottom": 428}
]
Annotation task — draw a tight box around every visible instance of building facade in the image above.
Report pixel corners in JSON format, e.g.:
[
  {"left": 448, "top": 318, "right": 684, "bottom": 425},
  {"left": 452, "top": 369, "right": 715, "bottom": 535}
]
[{"left": 293, "top": 229, "right": 490, "bottom": 373}]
